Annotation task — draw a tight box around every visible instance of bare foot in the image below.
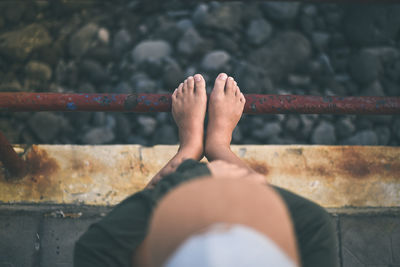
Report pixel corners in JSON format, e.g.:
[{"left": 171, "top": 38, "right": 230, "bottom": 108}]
[
  {"left": 172, "top": 74, "right": 207, "bottom": 160},
  {"left": 205, "top": 73, "right": 245, "bottom": 152}
]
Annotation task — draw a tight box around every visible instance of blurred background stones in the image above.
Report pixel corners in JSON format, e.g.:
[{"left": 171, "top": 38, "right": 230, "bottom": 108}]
[{"left": 0, "top": 1, "right": 399, "bottom": 146}]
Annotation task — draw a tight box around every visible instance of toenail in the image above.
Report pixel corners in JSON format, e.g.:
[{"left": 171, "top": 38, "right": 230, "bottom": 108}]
[
  {"left": 228, "top": 77, "right": 233, "bottom": 81},
  {"left": 195, "top": 74, "right": 201, "bottom": 81},
  {"left": 219, "top": 73, "right": 227, "bottom": 80}
]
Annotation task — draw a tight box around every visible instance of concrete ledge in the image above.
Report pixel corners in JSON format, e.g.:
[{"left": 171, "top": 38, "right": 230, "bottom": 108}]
[{"left": 0, "top": 145, "right": 399, "bottom": 208}]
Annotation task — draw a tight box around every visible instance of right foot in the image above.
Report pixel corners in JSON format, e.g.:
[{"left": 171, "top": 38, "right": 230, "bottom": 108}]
[{"left": 205, "top": 73, "right": 246, "bottom": 152}]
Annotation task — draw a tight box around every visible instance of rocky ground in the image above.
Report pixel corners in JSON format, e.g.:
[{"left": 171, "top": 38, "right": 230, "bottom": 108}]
[{"left": 0, "top": 1, "right": 399, "bottom": 146}]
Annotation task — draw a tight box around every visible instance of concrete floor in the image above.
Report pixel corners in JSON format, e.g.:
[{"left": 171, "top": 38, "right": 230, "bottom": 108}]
[{"left": 1, "top": 204, "right": 399, "bottom": 267}]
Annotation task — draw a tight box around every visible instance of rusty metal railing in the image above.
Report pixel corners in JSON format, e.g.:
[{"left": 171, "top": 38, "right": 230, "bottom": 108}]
[{"left": 1, "top": 92, "right": 399, "bottom": 179}]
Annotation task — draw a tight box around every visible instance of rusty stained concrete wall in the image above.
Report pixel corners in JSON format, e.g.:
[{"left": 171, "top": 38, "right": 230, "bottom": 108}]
[{"left": 0, "top": 145, "right": 399, "bottom": 208}]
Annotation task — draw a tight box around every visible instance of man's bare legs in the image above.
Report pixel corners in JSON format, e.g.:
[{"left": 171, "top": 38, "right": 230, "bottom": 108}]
[
  {"left": 205, "top": 73, "right": 256, "bottom": 173},
  {"left": 146, "top": 74, "right": 207, "bottom": 188}
]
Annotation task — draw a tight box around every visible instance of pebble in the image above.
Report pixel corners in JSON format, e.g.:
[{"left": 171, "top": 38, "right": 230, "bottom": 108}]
[
  {"left": 375, "top": 127, "right": 391, "bottom": 145},
  {"left": 131, "top": 40, "right": 171, "bottom": 63},
  {"left": 393, "top": 118, "right": 400, "bottom": 140},
  {"left": 261, "top": 2, "right": 300, "bottom": 21},
  {"left": 25, "top": 61, "right": 52, "bottom": 81},
  {"left": 29, "top": 112, "right": 64, "bottom": 142},
  {"left": 79, "top": 59, "right": 108, "bottom": 84},
  {"left": 349, "top": 50, "right": 381, "bottom": 84},
  {"left": 177, "top": 28, "right": 204, "bottom": 56},
  {"left": 252, "top": 122, "right": 282, "bottom": 140},
  {"left": 137, "top": 116, "right": 157, "bottom": 135},
  {"left": 113, "top": 29, "right": 132, "bottom": 55},
  {"left": 341, "top": 130, "right": 378, "bottom": 146},
  {"left": 335, "top": 118, "right": 356, "bottom": 139},
  {"left": 82, "top": 127, "right": 115, "bottom": 144},
  {"left": 196, "top": 3, "right": 242, "bottom": 32},
  {"left": 201, "top": 50, "right": 230, "bottom": 71},
  {"left": 163, "top": 59, "right": 184, "bottom": 90},
  {"left": 152, "top": 124, "right": 178, "bottom": 144},
  {"left": 98, "top": 28, "right": 110, "bottom": 44},
  {"left": 246, "top": 18, "right": 272, "bottom": 45},
  {"left": 0, "top": 23, "right": 52, "bottom": 60},
  {"left": 69, "top": 23, "right": 99, "bottom": 58},
  {"left": 285, "top": 116, "right": 300, "bottom": 132},
  {"left": 311, "top": 121, "right": 336, "bottom": 144}
]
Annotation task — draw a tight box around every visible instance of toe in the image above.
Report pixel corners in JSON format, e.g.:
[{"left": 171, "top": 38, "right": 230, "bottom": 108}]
[
  {"left": 225, "top": 77, "right": 235, "bottom": 95},
  {"left": 187, "top": 76, "right": 194, "bottom": 93},
  {"left": 240, "top": 92, "right": 246, "bottom": 103},
  {"left": 177, "top": 83, "right": 183, "bottom": 97},
  {"left": 194, "top": 74, "right": 206, "bottom": 95},
  {"left": 213, "top": 73, "right": 228, "bottom": 94},
  {"left": 182, "top": 79, "right": 188, "bottom": 93}
]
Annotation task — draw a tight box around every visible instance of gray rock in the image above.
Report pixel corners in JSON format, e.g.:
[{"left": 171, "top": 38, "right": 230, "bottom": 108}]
[
  {"left": 311, "top": 121, "right": 336, "bottom": 144},
  {"left": 0, "top": 23, "right": 52, "bottom": 60},
  {"left": 195, "top": 3, "right": 242, "bottom": 32},
  {"left": 252, "top": 122, "right": 282, "bottom": 140},
  {"left": 349, "top": 50, "right": 381, "bottom": 84},
  {"left": 82, "top": 127, "right": 115, "bottom": 144},
  {"left": 0, "top": 80, "right": 22, "bottom": 92},
  {"left": 249, "top": 32, "right": 311, "bottom": 81},
  {"left": 153, "top": 124, "right": 178, "bottom": 144},
  {"left": 25, "top": 61, "right": 52, "bottom": 81},
  {"left": 163, "top": 59, "right": 184, "bottom": 90},
  {"left": 79, "top": 60, "right": 108, "bottom": 85},
  {"left": 232, "top": 126, "right": 243, "bottom": 143},
  {"left": 69, "top": 23, "right": 99, "bottom": 58},
  {"left": 201, "top": 50, "right": 230, "bottom": 72},
  {"left": 115, "top": 115, "right": 131, "bottom": 141},
  {"left": 393, "top": 118, "right": 400, "bottom": 140},
  {"left": 375, "top": 127, "right": 391, "bottom": 145},
  {"left": 98, "top": 28, "right": 110, "bottom": 44},
  {"left": 29, "top": 112, "right": 64, "bottom": 142},
  {"left": 114, "top": 81, "right": 134, "bottom": 94},
  {"left": 311, "top": 32, "right": 330, "bottom": 49},
  {"left": 261, "top": 2, "right": 300, "bottom": 21},
  {"left": 361, "top": 81, "right": 385, "bottom": 96},
  {"left": 246, "top": 18, "right": 272, "bottom": 45},
  {"left": 344, "top": 5, "right": 400, "bottom": 46},
  {"left": 234, "top": 61, "right": 273, "bottom": 94},
  {"left": 342, "top": 130, "right": 378, "bottom": 146},
  {"left": 300, "top": 114, "right": 315, "bottom": 138},
  {"left": 177, "top": 28, "right": 204, "bottom": 56},
  {"left": 131, "top": 40, "right": 171, "bottom": 63},
  {"left": 285, "top": 116, "right": 300, "bottom": 132},
  {"left": 137, "top": 116, "right": 157, "bottom": 135},
  {"left": 92, "top": 112, "right": 107, "bottom": 127},
  {"left": 176, "top": 19, "right": 193, "bottom": 32},
  {"left": 112, "top": 29, "right": 132, "bottom": 55},
  {"left": 127, "top": 135, "right": 147, "bottom": 146},
  {"left": 335, "top": 118, "right": 356, "bottom": 139}
]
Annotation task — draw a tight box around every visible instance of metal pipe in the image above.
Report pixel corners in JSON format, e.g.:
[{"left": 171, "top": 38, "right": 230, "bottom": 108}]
[
  {"left": 0, "top": 132, "right": 27, "bottom": 179},
  {"left": 0, "top": 93, "right": 399, "bottom": 115}
]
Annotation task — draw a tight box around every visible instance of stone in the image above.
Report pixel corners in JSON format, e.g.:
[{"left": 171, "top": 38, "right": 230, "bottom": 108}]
[
  {"left": 112, "top": 29, "right": 132, "bottom": 55},
  {"left": 195, "top": 3, "right": 242, "bottom": 32},
  {"left": 176, "top": 18, "right": 193, "bottom": 32},
  {"left": 261, "top": 2, "right": 300, "bottom": 21},
  {"left": 232, "top": 126, "right": 243, "bottom": 143},
  {"left": 98, "top": 27, "right": 110, "bottom": 44},
  {"left": 82, "top": 127, "right": 115, "bottom": 144},
  {"left": 344, "top": 5, "right": 400, "bottom": 46},
  {"left": 177, "top": 28, "right": 204, "bottom": 56},
  {"left": 349, "top": 50, "right": 381, "bottom": 84},
  {"left": 375, "top": 127, "right": 391, "bottom": 145},
  {"left": 29, "top": 112, "right": 64, "bottom": 142},
  {"left": 246, "top": 18, "right": 272, "bottom": 45},
  {"left": 0, "top": 23, "right": 52, "bottom": 60},
  {"left": 249, "top": 32, "right": 311, "bottom": 81},
  {"left": 252, "top": 122, "right": 282, "bottom": 140},
  {"left": 361, "top": 81, "right": 385, "bottom": 96},
  {"left": 131, "top": 40, "right": 171, "bottom": 63},
  {"left": 137, "top": 115, "right": 157, "bottom": 135},
  {"left": 393, "top": 118, "right": 400, "bottom": 140},
  {"left": 285, "top": 116, "right": 300, "bottom": 132},
  {"left": 311, "top": 32, "right": 330, "bottom": 49},
  {"left": 79, "top": 60, "right": 108, "bottom": 85},
  {"left": 0, "top": 80, "right": 23, "bottom": 92},
  {"left": 201, "top": 50, "right": 231, "bottom": 72},
  {"left": 115, "top": 115, "right": 131, "bottom": 141},
  {"left": 25, "top": 61, "right": 52, "bottom": 81},
  {"left": 152, "top": 124, "right": 178, "bottom": 144},
  {"left": 69, "top": 23, "right": 99, "bottom": 58},
  {"left": 342, "top": 130, "right": 378, "bottom": 146},
  {"left": 163, "top": 59, "right": 184, "bottom": 90},
  {"left": 234, "top": 61, "right": 274, "bottom": 94},
  {"left": 131, "top": 73, "right": 157, "bottom": 93},
  {"left": 311, "top": 121, "right": 336, "bottom": 145},
  {"left": 114, "top": 81, "right": 134, "bottom": 94},
  {"left": 335, "top": 118, "right": 356, "bottom": 139}
]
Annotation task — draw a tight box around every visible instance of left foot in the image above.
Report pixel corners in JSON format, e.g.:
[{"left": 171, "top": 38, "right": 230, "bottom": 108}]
[{"left": 172, "top": 74, "right": 207, "bottom": 160}]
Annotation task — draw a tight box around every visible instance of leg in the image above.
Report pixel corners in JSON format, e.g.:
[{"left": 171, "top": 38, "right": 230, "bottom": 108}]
[
  {"left": 146, "top": 74, "right": 207, "bottom": 188},
  {"left": 205, "top": 73, "right": 254, "bottom": 173}
]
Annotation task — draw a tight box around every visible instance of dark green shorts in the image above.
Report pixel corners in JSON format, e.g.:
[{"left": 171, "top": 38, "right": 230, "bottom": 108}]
[{"left": 75, "top": 159, "right": 338, "bottom": 267}]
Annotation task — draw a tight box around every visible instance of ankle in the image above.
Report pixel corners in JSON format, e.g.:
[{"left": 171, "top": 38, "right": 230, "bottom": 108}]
[
  {"left": 205, "top": 141, "right": 231, "bottom": 158},
  {"left": 178, "top": 143, "right": 203, "bottom": 161}
]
